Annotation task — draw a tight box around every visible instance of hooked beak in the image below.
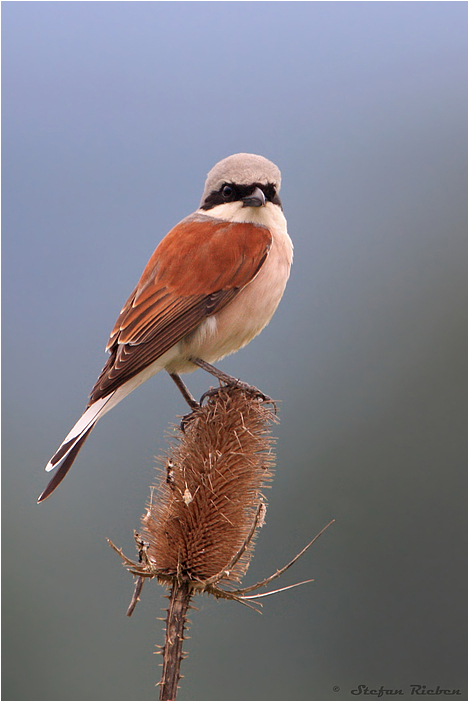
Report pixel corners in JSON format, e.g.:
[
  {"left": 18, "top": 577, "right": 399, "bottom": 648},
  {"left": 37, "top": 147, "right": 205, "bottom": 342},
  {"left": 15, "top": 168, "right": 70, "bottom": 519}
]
[{"left": 242, "top": 186, "right": 266, "bottom": 208}]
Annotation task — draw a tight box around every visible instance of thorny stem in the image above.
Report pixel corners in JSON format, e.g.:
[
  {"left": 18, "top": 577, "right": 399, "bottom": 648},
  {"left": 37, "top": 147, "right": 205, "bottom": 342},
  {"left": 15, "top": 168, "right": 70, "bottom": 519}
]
[{"left": 159, "top": 580, "right": 192, "bottom": 701}]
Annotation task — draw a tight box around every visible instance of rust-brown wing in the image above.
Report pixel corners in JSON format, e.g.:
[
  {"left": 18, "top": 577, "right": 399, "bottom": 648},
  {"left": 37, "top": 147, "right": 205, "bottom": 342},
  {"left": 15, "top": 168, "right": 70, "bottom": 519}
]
[{"left": 88, "top": 218, "right": 271, "bottom": 404}]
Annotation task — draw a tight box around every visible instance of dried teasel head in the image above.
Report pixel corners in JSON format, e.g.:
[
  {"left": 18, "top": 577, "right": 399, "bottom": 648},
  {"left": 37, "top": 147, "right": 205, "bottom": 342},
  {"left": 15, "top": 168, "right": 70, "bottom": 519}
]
[
  {"left": 140, "top": 386, "right": 277, "bottom": 588},
  {"left": 108, "top": 385, "right": 332, "bottom": 608}
]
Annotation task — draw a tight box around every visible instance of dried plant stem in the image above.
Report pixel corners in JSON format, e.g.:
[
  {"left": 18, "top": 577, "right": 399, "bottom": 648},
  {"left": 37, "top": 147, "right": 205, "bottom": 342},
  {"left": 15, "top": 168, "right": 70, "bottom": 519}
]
[
  {"left": 159, "top": 580, "right": 192, "bottom": 701},
  {"left": 108, "top": 387, "right": 333, "bottom": 699}
]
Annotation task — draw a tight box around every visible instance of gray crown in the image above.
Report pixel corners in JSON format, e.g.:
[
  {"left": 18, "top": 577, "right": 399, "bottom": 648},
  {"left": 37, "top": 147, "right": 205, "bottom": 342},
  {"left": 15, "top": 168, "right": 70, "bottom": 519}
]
[{"left": 200, "top": 153, "right": 281, "bottom": 205}]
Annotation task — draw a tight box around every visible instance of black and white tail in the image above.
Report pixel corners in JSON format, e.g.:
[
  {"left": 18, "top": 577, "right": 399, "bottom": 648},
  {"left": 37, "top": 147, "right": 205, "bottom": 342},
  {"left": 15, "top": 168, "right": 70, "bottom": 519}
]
[{"left": 37, "top": 394, "right": 115, "bottom": 503}]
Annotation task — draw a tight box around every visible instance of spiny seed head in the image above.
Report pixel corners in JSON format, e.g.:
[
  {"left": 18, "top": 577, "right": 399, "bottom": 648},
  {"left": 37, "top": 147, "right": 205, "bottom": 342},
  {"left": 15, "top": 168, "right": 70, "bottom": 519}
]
[{"left": 140, "top": 387, "right": 276, "bottom": 585}]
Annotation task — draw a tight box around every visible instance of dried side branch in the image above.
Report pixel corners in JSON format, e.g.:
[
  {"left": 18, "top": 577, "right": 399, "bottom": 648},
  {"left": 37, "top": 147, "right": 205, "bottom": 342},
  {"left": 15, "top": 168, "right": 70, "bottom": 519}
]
[
  {"left": 126, "top": 576, "right": 144, "bottom": 617},
  {"left": 230, "top": 518, "right": 336, "bottom": 596}
]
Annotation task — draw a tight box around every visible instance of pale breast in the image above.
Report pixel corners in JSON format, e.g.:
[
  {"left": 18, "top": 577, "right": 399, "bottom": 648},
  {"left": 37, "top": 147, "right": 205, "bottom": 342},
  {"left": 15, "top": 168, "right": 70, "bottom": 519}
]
[{"left": 180, "top": 222, "right": 293, "bottom": 367}]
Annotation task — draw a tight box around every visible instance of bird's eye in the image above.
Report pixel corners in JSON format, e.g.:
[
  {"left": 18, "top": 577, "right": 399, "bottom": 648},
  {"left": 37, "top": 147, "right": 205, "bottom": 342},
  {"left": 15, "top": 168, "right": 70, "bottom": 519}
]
[{"left": 222, "top": 185, "right": 233, "bottom": 199}]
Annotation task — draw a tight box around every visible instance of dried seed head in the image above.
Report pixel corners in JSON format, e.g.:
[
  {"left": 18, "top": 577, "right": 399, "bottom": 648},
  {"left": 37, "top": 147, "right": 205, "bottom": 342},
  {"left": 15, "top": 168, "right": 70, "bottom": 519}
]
[{"left": 140, "top": 387, "right": 277, "bottom": 585}]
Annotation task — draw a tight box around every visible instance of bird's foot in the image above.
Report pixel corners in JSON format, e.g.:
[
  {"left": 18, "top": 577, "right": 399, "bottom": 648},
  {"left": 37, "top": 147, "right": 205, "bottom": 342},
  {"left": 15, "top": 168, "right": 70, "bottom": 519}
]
[
  {"left": 189, "top": 357, "right": 276, "bottom": 410},
  {"left": 179, "top": 401, "right": 201, "bottom": 432},
  {"left": 200, "top": 380, "right": 276, "bottom": 411}
]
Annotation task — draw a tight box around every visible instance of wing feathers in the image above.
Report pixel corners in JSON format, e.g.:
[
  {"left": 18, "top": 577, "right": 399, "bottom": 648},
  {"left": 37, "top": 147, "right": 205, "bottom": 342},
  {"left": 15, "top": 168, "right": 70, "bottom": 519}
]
[{"left": 90, "top": 219, "right": 272, "bottom": 404}]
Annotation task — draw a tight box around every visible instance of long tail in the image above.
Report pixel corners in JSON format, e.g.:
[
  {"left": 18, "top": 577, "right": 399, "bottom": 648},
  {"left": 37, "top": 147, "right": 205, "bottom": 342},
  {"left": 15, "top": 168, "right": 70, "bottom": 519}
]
[{"left": 37, "top": 394, "right": 115, "bottom": 503}]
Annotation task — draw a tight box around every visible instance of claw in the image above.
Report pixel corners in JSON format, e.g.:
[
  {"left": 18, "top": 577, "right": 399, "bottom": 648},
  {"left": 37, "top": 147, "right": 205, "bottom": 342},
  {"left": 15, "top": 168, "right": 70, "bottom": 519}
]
[
  {"left": 179, "top": 407, "right": 200, "bottom": 432},
  {"left": 199, "top": 386, "right": 220, "bottom": 405},
  {"left": 238, "top": 384, "right": 277, "bottom": 413}
]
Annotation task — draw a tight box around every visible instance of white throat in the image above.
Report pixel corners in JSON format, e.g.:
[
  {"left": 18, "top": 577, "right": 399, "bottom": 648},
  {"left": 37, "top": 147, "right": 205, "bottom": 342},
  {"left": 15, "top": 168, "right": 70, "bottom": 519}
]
[{"left": 196, "top": 201, "right": 287, "bottom": 232}]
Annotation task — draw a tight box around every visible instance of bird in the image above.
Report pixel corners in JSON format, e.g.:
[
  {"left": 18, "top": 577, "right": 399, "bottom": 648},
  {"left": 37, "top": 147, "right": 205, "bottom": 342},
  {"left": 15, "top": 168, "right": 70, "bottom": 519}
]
[{"left": 38, "top": 153, "right": 293, "bottom": 503}]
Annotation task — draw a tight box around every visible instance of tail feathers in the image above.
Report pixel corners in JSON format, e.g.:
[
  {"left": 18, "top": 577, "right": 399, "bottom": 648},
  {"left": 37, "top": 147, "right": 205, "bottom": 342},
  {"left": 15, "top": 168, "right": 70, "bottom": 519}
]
[
  {"left": 38, "top": 394, "right": 115, "bottom": 503},
  {"left": 37, "top": 426, "right": 94, "bottom": 503},
  {"left": 45, "top": 396, "right": 111, "bottom": 472}
]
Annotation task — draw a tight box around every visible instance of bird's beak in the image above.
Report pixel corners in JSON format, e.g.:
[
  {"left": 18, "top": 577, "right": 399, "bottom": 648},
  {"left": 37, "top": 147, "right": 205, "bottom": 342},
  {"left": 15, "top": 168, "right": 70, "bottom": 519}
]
[{"left": 242, "top": 187, "right": 266, "bottom": 208}]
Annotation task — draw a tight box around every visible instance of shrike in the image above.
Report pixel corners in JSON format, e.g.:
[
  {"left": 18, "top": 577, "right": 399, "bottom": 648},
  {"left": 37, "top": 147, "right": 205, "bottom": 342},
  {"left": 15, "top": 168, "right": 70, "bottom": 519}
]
[{"left": 38, "top": 153, "right": 293, "bottom": 502}]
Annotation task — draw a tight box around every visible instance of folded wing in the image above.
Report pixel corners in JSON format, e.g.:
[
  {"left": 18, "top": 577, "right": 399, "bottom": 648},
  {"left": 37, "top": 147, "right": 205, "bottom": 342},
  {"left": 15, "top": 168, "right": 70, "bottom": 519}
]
[{"left": 88, "top": 218, "right": 272, "bottom": 404}]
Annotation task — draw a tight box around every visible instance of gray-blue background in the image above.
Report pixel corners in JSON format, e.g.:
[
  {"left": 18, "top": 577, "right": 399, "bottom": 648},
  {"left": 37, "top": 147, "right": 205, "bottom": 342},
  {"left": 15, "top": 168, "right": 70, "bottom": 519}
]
[{"left": 3, "top": 2, "right": 467, "bottom": 700}]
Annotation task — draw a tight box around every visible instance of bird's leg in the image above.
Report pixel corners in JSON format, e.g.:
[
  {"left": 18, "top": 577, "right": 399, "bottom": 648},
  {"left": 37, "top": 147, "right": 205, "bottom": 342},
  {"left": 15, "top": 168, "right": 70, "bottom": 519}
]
[
  {"left": 189, "top": 357, "right": 273, "bottom": 405},
  {"left": 168, "top": 372, "right": 201, "bottom": 432},
  {"left": 168, "top": 373, "right": 200, "bottom": 410}
]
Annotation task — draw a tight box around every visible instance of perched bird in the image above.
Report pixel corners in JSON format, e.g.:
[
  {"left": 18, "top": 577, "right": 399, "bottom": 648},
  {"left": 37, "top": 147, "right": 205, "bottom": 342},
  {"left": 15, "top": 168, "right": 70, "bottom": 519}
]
[{"left": 38, "top": 153, "right": 293, "bottom": 502}]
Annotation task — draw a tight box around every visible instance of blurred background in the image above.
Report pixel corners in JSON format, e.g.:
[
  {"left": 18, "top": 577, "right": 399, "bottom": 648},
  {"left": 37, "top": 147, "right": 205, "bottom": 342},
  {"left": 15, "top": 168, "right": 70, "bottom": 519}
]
[{"left": 2, "top": 3, "right": 467, "bottom": 700}]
